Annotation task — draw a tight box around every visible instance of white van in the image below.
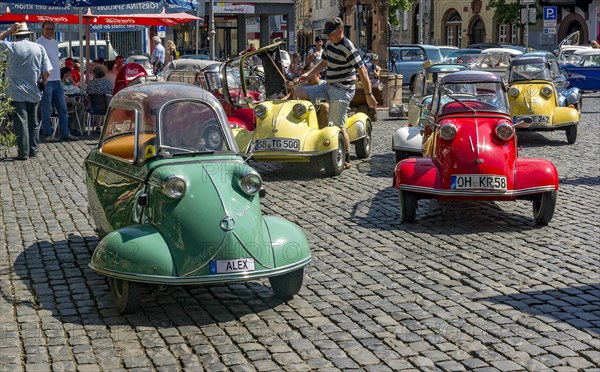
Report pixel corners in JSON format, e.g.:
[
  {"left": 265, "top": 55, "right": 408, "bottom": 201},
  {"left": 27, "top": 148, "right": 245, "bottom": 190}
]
[{"left": 58, "top": 40, "right": 118, "bottom": 61}]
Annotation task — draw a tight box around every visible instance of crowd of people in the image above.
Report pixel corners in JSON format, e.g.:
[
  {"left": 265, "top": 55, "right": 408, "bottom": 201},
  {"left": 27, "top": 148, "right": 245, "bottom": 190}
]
[{"left": 0, "top": 20, "right": 179, "bottom": 161}]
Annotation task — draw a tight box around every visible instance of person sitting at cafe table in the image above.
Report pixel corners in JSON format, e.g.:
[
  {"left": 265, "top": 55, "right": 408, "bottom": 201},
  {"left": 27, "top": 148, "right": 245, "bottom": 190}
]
[
  {"left": 87, "top": 65, "right": 114, "bottom": 132},
  {"left": 61, "top": 67, "right": 85, "bottom": 135}
]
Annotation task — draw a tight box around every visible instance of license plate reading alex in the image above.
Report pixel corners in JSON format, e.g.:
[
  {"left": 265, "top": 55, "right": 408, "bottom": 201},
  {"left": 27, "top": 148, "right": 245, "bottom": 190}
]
[
  {"left": 516, "top": 115, "right": 549, "bottom": 124},
  {"left": 451, "top": 175, "right": 507, "bottom": 190},
  {"left": 209, "top": 258, "right": 255, "bottom": 274},
  {"left": 254, "top": 138, "right": 300, "bottom": 151}
]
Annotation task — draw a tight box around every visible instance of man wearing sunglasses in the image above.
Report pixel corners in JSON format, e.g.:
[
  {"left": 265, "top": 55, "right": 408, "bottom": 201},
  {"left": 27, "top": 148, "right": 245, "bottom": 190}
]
[{"left": 36, "top": 20, "right": 78, "bottom": 142}]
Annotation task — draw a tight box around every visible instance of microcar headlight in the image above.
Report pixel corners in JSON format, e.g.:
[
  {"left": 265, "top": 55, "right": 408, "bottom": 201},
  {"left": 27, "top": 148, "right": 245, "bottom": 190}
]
[
  {"left": 540, "top": 85, "right": 553, "bottom": 98},
  {"left": 240, "top": 172, "right": 262, "bottom": 195},
  {"left": 254, "top": 104, "right": 268, "bottom": 119},
  {"left": 509, "top": 87, "right": 520, "bottom": 97},
  {"left": 292, "top": 103, "right": 308, "bottom": 119},
  {"left": 439, "top": 123, "right": 457, "bottom": 140},
  {"left": 495, "top": 120, "right": 515, "bottom": 140},
  {"left": 162, "top": 175, "right": 186, "bottom": 199}
]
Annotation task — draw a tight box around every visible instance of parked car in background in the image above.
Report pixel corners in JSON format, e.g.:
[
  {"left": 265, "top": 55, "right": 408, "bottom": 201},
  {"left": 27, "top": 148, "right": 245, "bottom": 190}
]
[
  {"left": 518, "top": 51, "right": 576, "bottom": 97},
  {"left": 180, "top": 53, "right": 211, "bottom": 60},
  {"left": 507, "top": 55, "right": 581, "bottom": 144},
  {"left": 438, "top": 46, "right": 458, "bottom": 59},
  {"left": 58, "top": 40, "right": 118, "bottom": 61},
  {"left": 388, "top": 45, "right": 443, "bottom": 87},
  {"left": 557, "top": 45, "right": 593, "bottom": 64},
  {"left": 467, "top": 43, "right": 528, "bottom": 54},
  {"left": 392, "top": 62, "right": 468, "bottom": 162},
  {"left": 469, "top": 47, "right": 522, "bottom": 78},
  {"left": 561, "top": 49, "right": 600, "bottom": 92},
  {"left": 444, "top": 48, "right": 482, "bottom": 63}
]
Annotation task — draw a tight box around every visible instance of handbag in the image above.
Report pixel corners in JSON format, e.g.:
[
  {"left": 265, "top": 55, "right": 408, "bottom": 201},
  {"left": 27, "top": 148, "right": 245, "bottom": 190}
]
[{"left": 37, "top": 77, "right": 45, "bottom": 92}]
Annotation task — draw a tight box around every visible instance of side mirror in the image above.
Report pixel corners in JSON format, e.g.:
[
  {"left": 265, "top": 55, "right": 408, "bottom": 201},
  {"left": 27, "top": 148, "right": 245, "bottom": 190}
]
[
  {"left": 423, "top": 115, "right": 436, "bottom": 127},
  {"left": 244, "top": 96, "right": 255, "bottom": 108}
]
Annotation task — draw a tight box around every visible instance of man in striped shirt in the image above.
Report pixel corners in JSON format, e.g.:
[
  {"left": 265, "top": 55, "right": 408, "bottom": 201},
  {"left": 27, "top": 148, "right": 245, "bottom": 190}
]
[{"left": 296, "top": 17, "right": 377, "bottom": 168}]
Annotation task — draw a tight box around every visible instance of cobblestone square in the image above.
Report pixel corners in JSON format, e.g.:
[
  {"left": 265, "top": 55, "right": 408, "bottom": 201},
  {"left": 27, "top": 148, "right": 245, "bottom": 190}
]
[{"left": 1, "top": 95, "right": 598, "bottom": 371}]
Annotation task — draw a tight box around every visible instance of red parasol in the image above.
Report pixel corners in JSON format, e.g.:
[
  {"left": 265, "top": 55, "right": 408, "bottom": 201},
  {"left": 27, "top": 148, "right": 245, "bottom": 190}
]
[{"left": 0, "top": 7, "right": 201, "bottom": 26}]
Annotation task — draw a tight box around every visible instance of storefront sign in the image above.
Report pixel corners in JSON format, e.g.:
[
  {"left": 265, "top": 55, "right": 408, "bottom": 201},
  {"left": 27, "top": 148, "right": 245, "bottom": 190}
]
[{"left": 213, "top": 3, "right": 255, "bottom": 14}]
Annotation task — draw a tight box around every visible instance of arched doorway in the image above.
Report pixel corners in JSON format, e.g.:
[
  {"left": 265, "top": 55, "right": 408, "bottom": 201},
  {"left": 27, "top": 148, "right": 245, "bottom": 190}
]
[
  {"left": 558, "top": 13, "right": 589, "bottom": 44},
  {"left": 443, "top": 9, "right": 462, "bottom": 47},
  {"left": 471, "top": 19, "right": 486, "bottom": 44}
]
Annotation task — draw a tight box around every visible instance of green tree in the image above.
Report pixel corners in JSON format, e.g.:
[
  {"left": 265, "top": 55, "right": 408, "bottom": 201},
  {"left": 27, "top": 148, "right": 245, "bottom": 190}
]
[
  {"left": 489, "top": 0, "right": 522, "bottom": 25},
  {"left": 0, "top": 51, "right": 16, "bottom": 157},
  {"left": 389, "top": 0, "right": 419, "bottom": 26}
]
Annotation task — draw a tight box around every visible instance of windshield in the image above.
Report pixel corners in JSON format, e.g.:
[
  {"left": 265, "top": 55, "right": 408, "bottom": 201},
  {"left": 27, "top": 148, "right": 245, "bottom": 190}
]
[
  {"left": 508, "top": 63, "right": 551, "bottom": 81},
  {"left": 435, "top": 81, "right": 509, "bottom": 114},
  {"left": 579, "top": 54, "right": 600, "bottom": 67},
  {"left": 159, "top": 101, "right": 231, "bottom": 154},
  {"left": 475, "top": 53, "right": 512, "bottom": 69}
]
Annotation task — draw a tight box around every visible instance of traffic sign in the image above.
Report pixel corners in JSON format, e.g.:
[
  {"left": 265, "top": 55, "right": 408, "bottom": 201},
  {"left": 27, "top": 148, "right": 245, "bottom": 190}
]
[
  {"left": 543, "top": 6, "right": 557, "bottom": 20},
  {"left": 521, "top": 8, "right": 537, "bottom": 24},
  {"left": 544, "top": 27, "right": 557, "bottom": 35},
  {"left": 520, "top": 0, "right": 536, "bottom": 4}
]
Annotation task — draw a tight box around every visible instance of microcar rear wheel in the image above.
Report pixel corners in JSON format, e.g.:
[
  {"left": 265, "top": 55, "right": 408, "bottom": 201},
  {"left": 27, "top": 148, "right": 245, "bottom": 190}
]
[
  {"left": 269, "top": 268, "right": 304, "bottom": 300},
  {"left": 323, "top": 134, "right": 345, "bottom": 177},
  {"left": 565, "top": 125, "right": 577, "bottom": 144},
  {"left": 395, "top": 150, "right": 408, "bottom": 163},
  {"left": 109, "top": 277, "right": 144, "bottom": 314},
  {"left": 355, "top": 121, "right": 372, "bottom": 159},
  {"left": 399, "top": 190, "right": 417, "bottom": 223},
  {"left": 533, "top": 191, "right": 557, "bottom": 226}
]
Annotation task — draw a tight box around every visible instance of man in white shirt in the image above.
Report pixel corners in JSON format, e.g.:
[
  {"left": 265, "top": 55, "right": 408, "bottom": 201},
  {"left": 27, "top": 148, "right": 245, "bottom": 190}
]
[
  {"left": 151, "top": 36, "right": 165, "bottom": 74},
  {"left": 36, "top": 20, "right": 78, "bottom": 141}
]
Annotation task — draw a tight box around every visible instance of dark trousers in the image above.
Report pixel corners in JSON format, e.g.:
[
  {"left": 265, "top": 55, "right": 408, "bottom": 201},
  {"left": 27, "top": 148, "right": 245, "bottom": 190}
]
[{"left": 12, "top": 101, "right": 40, "bottom": 158}]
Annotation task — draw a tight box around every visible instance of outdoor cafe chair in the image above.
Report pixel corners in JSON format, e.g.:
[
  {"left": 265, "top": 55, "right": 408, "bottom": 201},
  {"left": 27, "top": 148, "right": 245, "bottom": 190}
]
[{"left": 86, "top": 94, "right": 111, "bottom": 135}]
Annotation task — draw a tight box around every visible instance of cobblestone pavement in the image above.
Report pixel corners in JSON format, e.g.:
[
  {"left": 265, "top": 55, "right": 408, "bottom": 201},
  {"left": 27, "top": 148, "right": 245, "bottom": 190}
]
[{"left": 1, "top": 94, "right": 599, "bottom": 372}]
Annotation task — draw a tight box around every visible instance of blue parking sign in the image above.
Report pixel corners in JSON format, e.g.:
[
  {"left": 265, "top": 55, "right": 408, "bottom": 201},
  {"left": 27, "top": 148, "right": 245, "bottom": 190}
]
[{"left": 543, "top": 6, "right": 557, "bottom": 20}]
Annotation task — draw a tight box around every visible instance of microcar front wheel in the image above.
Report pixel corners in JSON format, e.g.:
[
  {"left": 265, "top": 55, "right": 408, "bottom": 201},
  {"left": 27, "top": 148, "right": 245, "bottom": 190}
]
[
  {"left": 355, "top": 121, "right": 372, "bottom": 159},
  {"left": 399, "top": 190, "right": 417, "bottom": 223},
  {"left": 109, "top": 277, "right": 144, "bottom": 314},
  {"left": 323, "top": 134, "right": 345, "bottom": 177},
  {"left": 565, "top": 125, "right": 577, "bottom": 144},
  {"left": 269, "top": 268, "right": 304, "bottom": 300},
  {"left": 533, "top": 191, "right": 556, "bottom": 226}
]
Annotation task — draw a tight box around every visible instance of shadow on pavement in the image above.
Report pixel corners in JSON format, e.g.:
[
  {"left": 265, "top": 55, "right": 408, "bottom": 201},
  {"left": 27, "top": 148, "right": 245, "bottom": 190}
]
[
  {"left": 5, "top": 235, "right": 283, "bottom": 329},
  {"left": 350, "top": 186, "right": 542, "bottom": 234},
  {"left": 516, "top": 131, "right": 569, "bottom": 148},
  {"left": 559, "top": 176, "right": 600, "bottom": 186},
  {"left": 479, "top": 284, "right": 600, "bottom": 336}
]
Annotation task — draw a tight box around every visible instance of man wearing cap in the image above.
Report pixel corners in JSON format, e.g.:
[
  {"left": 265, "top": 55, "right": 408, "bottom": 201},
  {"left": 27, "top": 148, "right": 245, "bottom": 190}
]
[
  {"left": 297, "top": 17, "right": 377, "bottom": 169},
  {"left": 0, "top": 22, "right": 52, "bottom": 160},
  {"left": 151, "top": 36, "right": 166, "bottom": 74},
  {"left": 37, "top": 20, "right": 78, "bottom": 142}
]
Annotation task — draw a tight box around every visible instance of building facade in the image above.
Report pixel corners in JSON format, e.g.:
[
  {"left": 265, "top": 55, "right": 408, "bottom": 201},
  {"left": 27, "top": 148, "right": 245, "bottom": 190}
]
[{"left": 391, "top": 0, "right": 597, "bottom": 51}]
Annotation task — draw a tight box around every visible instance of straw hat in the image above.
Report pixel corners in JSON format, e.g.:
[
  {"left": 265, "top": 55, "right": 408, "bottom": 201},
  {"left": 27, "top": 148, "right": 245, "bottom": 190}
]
[{"left": 13, "top": 22, "right": 32, "bottom": 36}]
